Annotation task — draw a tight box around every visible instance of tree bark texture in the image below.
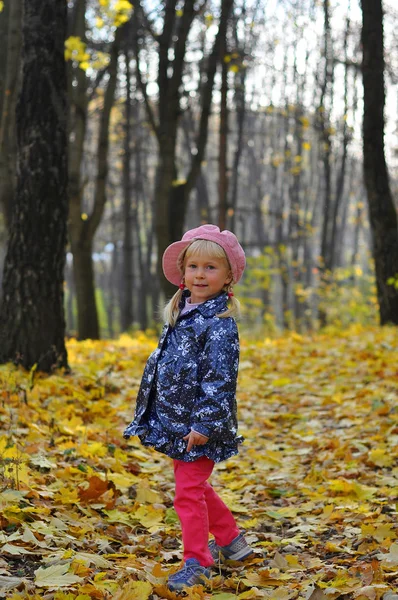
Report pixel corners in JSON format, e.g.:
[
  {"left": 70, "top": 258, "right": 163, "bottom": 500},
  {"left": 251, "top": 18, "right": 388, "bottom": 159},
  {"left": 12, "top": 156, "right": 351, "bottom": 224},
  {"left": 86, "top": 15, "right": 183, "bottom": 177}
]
[
  {"left": 218, "top": 29, "right": 229, "bottom": 231},
  {"left": 0, "top": 0, "right": 22, "bottom": 229},
  {"left": 361, "top": 0, "right": 398, "bottom": 324},
  {"left": 121, "top": 49, "right": 134, "bottom": 332},
  {"left": 319, "top": 0, "right": 334, "bottom": 274},
  {"left": 0, "top": 0, "right": 69, "bottom": 371}
]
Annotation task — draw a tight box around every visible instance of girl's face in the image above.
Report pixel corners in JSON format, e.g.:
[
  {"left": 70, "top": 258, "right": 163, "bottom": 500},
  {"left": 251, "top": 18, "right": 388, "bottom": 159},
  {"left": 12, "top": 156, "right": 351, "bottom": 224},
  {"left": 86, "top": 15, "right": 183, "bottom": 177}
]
[{"left": 183, "top": 253, "right": 232, "bottom": 304}]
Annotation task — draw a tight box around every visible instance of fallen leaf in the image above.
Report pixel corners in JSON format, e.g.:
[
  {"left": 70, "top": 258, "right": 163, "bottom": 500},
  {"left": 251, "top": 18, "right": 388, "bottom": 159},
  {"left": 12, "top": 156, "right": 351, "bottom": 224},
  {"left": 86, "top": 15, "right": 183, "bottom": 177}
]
[
  {"left": 377, "top": 543, "right": 398, "bottom": 567},
  {"left": 0, "top": 575, "right": 25, "bottom": 591},
  {"left": 34, "top": 563, "right": 84, "bottom": 587},
  {"left": 113, "top": 580, "right": 153, "bottom": 600},
  {"left": 1, "top": 543, "right": 35, "bottom": 555}
]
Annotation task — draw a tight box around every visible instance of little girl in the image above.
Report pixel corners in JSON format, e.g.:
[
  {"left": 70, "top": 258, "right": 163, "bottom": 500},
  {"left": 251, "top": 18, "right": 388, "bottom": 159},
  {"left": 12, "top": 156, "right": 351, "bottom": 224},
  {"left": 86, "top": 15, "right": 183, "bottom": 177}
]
[{"left": 124, "top": 224, "right": 253, "bottom": 591}]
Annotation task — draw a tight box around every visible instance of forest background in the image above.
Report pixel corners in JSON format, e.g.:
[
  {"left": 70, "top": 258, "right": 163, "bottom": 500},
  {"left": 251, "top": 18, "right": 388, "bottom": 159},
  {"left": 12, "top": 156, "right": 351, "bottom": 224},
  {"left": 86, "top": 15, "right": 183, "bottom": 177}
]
[{"left": 1, "top": 0, "right": 398, "bottom": 357}]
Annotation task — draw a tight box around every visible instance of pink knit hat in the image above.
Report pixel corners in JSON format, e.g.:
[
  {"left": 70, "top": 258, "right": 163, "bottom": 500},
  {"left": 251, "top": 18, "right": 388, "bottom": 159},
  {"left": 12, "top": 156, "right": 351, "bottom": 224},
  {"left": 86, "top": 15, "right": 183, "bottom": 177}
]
[{"left": 162, "top": 224, "right": 246, "bottom": 286}]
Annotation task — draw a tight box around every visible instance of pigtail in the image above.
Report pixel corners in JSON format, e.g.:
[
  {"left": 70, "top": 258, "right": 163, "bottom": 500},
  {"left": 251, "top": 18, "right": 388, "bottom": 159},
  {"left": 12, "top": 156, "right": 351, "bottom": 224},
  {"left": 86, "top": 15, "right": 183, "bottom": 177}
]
[
  {"left": 163, "top": 288, "right": 184, "bottom": 327},
  {"left": 216, "top": 285, "right": 241, "bottom": 320},
  {"left": 227, "top": 293, "right": 241, "bottom": 319}
]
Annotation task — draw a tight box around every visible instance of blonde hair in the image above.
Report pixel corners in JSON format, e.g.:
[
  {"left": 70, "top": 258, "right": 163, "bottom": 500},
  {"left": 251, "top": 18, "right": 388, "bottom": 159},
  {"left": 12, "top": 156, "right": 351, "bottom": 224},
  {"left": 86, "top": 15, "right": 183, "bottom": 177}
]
[{"left": 163, "top": 239, "right": 241, "bottom": 327}]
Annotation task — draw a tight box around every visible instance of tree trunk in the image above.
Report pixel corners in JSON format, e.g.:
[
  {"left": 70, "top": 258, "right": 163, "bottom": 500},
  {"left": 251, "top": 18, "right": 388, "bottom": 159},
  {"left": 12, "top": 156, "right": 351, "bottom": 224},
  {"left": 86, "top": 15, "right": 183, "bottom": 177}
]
[
  {"left": 0, "top": 0, "right": 68, "bottom": 371},
  {"left": 229, "top": 9, "right": 246, "bottom": 233},
  {"left": 360, "top": 0, "right": 398, "bottom": 324},
  {"left": 0, "top": 0, "right": 22, "bottom": 229},
  {"left": 71, "top": 238, "right": 99, "bottom": 340},
  {"left": 65, "top": 260, "right": 76, "bottom": 336},
  {"left": 229, "top": 67, "right": 246, "bottom": 233},
  {"left": 133, "top": 100, "right": 148, "bottom": 330},
  {"left": 318, "top": 0, "right": 334, "bottom": 327},
  {"left": 218, "top": 29, "right": 229, "bottom": 230},
  {"left": 69, "top": 27, "right": 121, "bottom": 339},
  {"left": 121, "top": 49, "right": 134, "bottom": 332},
  {"left": 330, "top": 15, "right": 351, "bottom": 270}
]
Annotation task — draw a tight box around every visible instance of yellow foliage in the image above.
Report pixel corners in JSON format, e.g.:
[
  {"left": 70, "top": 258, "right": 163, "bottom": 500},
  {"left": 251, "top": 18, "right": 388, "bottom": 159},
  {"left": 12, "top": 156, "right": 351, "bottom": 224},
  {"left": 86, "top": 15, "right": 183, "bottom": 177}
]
[
  {"left": 113, "top": 580, "right": 153, "bottom": 600},
  {"left": 272, "top": 155, "right": 284, "bottom": 167},
  {"left": 299, "top": 116, "right": 310, "bottom": 128},
  {"left": 1, "top": 327, "right": 398, "bottom": 596},
  {"left": 290, "top": 166, "right": 301, "bottom": 175},
  {"left": 114, "top": 0, "right": 133, "bottom": 11},
  {"left": 368, "top": 448, "right": 394, "bottom": 467},
  {"left": 64, "top": 37, "right": 90, "bottom": 65},
  {"left": 79, "top": 61, "right": 90, "bottom": 71}
]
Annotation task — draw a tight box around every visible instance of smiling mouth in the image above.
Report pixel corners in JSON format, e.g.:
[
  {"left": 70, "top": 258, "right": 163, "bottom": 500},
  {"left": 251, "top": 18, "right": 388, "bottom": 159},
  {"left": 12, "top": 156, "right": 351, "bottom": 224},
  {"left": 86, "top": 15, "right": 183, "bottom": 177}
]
[{"left": 194, "top": 284, "right": 207, "bottom": 287}]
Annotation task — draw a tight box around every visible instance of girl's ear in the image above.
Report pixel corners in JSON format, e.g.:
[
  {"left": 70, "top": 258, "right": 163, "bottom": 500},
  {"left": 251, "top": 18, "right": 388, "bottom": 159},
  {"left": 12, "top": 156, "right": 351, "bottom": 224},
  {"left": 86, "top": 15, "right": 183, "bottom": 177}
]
[{"left": 225, "top": 272, "right": 233, "bottom": 286}]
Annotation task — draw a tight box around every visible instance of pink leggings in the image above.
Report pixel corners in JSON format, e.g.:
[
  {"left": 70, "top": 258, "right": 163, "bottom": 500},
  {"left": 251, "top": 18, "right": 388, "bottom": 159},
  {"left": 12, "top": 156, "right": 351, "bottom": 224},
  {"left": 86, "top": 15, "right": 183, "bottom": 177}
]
[{"left": 173, "top": 456, "right": 240, "bottom": 566}]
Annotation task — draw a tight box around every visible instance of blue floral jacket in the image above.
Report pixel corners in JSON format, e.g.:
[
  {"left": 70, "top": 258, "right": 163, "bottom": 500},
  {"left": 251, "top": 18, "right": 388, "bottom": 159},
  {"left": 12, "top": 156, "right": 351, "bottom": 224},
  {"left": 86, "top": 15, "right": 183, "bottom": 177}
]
[{"left": 123, "top": 292, "right": 243, "bottom": 462}]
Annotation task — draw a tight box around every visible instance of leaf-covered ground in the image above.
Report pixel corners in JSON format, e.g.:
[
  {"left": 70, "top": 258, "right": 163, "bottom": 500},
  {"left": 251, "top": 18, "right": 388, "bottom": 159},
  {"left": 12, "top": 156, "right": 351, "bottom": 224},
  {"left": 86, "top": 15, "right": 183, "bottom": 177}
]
[{"left": 0, "top": 326, "right": 397, "bottom": 600}]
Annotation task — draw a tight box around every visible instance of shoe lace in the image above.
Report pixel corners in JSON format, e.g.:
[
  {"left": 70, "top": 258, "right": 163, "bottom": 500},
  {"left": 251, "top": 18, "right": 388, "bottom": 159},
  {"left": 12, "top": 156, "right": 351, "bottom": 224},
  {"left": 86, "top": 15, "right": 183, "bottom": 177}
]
[{"left": 173, "top": 563, "right": 203, "bottom": 581}]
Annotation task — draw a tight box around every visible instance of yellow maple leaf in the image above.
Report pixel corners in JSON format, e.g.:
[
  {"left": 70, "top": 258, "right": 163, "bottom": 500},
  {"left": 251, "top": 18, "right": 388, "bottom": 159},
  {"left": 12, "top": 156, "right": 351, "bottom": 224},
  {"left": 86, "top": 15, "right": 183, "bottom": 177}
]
[
  {"left": 54, "top": 487, "right": 80, "bottom": 505},
  {"left": 135, "top": 478, "right": 164, "bottom": 504},
  {"left": 238, "top": 588, "right": 263, "bottom": 599},
  {"left": 107, "top": 471, "right": 140, "bottom": 489},
  {"left": 285, "top": 554, "right": 304, "bottom": 568},
  {"left": 240, "top": 517, "right": 259, "bottom": 529},
  {"left": 103, "top": 509, "right": 133, "bottom": 526},
  {"left": 324, "top": 542, "right": 346, "bottom": 553},
  {"left": 329, "top": 479, "right": 376, "bottom": 500},
  {"left": 322, "top": 505, "right": 334, "bottom": 519},
  {"left": 133, "top": 505, "right": 165, "bottom": 529},
  {"left": 58, "top": 415, "right": 84, "bottom": 435},
  {"left": 368, "top": 448, "right": 394, "bottom": 467},
  {"left": 110, "top": 580, "right": 153, "bottom": 600},
  {"left": 79, "top": 441, "right": 108, "bottom": 458},
  {"left": 362, "top": 523, "right": 397, "bottom": 542}
]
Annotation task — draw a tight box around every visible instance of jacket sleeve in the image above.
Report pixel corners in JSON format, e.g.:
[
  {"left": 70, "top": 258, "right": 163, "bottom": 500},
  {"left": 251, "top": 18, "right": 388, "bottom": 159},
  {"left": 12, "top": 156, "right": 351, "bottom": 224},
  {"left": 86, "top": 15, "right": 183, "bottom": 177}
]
[{"left": 191, "top": 317, "right": 239, "bottom": 440}]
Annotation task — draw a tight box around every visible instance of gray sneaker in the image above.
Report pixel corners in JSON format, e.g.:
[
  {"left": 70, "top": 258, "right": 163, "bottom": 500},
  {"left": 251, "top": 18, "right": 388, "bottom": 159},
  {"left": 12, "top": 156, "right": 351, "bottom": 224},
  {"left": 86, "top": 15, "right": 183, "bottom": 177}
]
[
  {"left": 209, "top": 533, "right": 253, "bottom": 562},
  {"left": 168, "top": 558, "right": 211, "bottom": 591}
]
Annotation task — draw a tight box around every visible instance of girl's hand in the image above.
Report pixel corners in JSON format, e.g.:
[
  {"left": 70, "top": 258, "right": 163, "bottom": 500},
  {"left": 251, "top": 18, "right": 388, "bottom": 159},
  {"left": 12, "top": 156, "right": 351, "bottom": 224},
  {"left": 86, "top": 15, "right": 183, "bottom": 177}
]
[{"left": 183, "top": 430, "right": 209, "bottom": 452}]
